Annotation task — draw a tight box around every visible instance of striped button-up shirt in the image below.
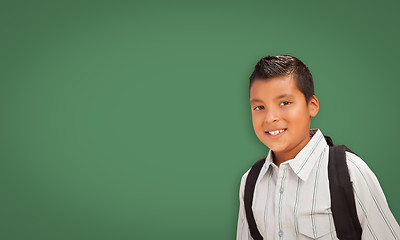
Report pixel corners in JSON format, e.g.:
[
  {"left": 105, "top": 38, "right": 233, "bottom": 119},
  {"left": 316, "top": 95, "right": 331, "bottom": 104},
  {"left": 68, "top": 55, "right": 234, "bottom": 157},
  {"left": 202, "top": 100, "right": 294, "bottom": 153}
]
[{"left": 237, "top": 129, "right": 400, "bottom": 239}]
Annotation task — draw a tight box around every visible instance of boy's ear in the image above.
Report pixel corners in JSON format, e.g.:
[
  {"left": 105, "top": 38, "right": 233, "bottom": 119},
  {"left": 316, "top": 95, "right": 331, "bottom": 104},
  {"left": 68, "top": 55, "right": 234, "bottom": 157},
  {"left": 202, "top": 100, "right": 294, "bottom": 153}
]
[{"left": 308, "top": 95, "right": 319, "bottom": 117}]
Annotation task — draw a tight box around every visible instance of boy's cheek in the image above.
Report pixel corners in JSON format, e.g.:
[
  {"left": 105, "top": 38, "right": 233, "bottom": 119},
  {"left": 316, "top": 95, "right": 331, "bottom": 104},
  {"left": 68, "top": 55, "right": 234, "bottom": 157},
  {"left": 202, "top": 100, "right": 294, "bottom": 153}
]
[
  {"left": 251, "top": 116, "right": 259, "bottom": 128},
  {"left": 252, "top": 119, "right": 264, "bottom": 134},
  {"left": 254, "top": 127, "right": 267, "bottom": 142},
  {"left": 251, "top": 113, "right": 263, "bottom": 124}
]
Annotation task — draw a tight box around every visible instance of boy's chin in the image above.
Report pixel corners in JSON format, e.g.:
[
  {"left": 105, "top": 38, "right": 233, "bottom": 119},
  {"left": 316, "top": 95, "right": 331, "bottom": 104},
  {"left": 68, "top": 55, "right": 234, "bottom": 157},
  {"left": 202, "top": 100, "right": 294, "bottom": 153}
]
[
  {"left": 266, "top": 144, "right": 290, "bottom": 155},
  {"left": 262, "top": 141, "right": 286, "bottom": 152}
]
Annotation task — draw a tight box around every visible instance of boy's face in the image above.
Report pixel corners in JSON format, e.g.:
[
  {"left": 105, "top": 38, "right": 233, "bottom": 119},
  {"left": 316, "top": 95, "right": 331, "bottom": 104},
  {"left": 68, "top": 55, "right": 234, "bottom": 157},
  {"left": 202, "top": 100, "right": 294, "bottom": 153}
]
[{"left": 249, "top": 76, "right": 319, "bottom": 161}]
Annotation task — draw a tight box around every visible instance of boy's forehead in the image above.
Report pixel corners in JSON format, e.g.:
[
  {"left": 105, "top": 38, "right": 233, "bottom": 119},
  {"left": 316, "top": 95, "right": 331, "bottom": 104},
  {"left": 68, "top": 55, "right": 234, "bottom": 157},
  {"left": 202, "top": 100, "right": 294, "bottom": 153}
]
[{"left": 249, "top": 76, "right": 299, "bottom": 99}]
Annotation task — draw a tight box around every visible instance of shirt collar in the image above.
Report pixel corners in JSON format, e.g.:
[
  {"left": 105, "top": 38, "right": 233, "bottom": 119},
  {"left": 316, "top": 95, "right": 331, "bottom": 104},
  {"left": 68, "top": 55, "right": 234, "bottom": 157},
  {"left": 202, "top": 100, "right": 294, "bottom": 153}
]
[{"left": 262, "top": 129, "right": 328, "bottom": 181}]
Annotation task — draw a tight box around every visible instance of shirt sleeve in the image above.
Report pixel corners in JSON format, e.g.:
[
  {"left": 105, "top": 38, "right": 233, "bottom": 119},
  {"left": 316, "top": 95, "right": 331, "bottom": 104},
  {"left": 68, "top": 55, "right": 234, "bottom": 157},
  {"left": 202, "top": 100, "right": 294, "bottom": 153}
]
[
  {"left": 237, "top": 170, "right": 253, "bottom": 240},
  {"left": 346, "top": 152, "right": 400, "bottom": 239}
]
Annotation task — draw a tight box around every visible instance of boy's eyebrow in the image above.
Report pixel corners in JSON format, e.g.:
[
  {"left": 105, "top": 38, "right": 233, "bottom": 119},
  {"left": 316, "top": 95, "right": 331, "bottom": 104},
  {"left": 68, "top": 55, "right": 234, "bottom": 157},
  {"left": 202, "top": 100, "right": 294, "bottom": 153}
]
[
  {"left": 276, "top": 94, "right": 294, "bottom": 99},
  {"left": 250, "top": 94, "right": 295, "bottom": 103},
  {"left": 250, "top": 98, "right": 263, "bottom": 103}
]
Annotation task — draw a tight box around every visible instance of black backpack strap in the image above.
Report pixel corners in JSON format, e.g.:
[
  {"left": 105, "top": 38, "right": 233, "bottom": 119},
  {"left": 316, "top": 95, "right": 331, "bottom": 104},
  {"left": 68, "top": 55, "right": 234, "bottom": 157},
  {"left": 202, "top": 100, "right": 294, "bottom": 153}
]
[
  {"left": 324, "top": 135, "right": 334, "bottom": 147},
  {"left": 244, "top": 157, "right": 266, "bottom": 240},
  {"left": 328, "top": 145, "right": 362, "bottom": 240}
]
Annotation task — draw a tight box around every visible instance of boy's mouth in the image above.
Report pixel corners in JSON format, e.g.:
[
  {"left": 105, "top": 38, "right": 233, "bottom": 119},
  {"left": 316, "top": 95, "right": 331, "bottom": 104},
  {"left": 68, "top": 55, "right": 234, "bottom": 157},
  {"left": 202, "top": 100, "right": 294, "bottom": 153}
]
[{"left": 266, "top": 128, "right": 286, "bottom": 136}]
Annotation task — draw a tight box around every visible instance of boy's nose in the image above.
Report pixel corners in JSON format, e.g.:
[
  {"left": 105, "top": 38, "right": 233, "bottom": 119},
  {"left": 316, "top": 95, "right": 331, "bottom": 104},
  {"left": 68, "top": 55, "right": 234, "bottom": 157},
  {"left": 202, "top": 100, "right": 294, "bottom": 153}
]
[{"left": 264, "top": 110, "right": 279, "bottom": 123}]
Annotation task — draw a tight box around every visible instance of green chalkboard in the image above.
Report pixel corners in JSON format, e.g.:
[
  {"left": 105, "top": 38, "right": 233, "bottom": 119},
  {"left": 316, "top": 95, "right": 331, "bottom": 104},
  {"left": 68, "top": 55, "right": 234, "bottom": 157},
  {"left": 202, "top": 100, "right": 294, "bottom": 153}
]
[{"left": 0, "top": 0, "right": 399, "bottom": 239}]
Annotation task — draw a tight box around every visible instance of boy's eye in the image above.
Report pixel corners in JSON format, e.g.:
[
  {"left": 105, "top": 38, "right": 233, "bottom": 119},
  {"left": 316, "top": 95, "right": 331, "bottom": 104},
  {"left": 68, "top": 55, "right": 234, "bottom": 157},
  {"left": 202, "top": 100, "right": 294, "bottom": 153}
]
[
  {"left": 280, "top": 101, "right": 291, "bottom": 106},
  {"left": 253, "top": 106, "right": 264, "bottom": 111}
]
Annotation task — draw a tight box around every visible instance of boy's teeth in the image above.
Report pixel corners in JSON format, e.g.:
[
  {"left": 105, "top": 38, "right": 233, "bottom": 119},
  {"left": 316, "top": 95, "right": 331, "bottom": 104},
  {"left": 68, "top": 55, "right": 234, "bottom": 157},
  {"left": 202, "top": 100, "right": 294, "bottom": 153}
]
[{"left": 269, "top": 129, "right": 285, "bottom": 135}]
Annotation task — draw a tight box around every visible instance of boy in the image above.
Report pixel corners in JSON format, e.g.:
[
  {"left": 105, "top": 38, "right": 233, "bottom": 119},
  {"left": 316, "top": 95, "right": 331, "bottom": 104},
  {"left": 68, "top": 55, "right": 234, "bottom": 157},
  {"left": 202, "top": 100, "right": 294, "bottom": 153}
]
[{"left": 236, "top": 55, "right": 400, "bottom": 239}]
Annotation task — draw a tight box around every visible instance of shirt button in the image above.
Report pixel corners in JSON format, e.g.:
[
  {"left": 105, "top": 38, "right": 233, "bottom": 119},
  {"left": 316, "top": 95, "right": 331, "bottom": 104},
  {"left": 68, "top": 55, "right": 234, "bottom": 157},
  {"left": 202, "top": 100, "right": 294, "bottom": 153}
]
[
  {"left": 280, "top": 187, "right": 284, "bottom": 194},
  {"left": 279, "top": 230, "right": 283, "bottom": 237}
]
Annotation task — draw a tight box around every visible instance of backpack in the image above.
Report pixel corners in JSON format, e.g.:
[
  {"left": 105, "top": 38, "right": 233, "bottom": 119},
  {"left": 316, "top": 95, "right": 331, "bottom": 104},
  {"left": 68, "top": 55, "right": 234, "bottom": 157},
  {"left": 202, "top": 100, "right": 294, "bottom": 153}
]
[{"left": 243, "top": 136, "right": 362, "bottom": 240}]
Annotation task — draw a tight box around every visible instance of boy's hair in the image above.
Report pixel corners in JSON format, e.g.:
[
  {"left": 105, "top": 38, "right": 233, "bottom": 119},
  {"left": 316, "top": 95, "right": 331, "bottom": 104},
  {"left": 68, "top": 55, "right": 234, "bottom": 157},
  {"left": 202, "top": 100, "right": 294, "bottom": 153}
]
[{"left": 249, "top": 55, "right": 315, "bottom": 102}]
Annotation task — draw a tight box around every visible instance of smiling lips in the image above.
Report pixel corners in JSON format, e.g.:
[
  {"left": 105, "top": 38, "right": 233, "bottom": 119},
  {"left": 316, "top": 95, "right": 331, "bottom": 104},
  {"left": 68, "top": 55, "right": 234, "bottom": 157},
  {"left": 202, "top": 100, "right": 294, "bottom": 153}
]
[{"left": 266, "top": 129, "right": 286, "bottom": 136}]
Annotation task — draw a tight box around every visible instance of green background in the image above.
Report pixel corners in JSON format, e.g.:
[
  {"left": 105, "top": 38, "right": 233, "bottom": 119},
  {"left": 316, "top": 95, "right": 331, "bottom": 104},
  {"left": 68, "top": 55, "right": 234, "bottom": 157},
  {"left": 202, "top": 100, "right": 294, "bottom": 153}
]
[{"left": 1, "top": 0, "right": 399, "bottom": 239}]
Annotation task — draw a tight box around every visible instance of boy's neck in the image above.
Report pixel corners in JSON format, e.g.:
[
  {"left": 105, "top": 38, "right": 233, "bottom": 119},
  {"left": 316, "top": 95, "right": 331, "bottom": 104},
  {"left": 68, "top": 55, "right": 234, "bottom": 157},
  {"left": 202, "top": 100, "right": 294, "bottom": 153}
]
[
  {"left": 272, "top": 152, "right": 292, "bottom": 168},
  {"left": 272, "top": 134, "right": 312, "bottom": 167}
]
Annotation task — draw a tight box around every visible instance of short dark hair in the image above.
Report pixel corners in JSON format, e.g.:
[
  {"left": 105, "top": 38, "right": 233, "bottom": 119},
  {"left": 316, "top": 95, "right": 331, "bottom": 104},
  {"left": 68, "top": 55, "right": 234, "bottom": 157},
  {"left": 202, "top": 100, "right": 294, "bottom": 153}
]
[{"left": 249, "top": 55, "right": 315, "bottom": 102}]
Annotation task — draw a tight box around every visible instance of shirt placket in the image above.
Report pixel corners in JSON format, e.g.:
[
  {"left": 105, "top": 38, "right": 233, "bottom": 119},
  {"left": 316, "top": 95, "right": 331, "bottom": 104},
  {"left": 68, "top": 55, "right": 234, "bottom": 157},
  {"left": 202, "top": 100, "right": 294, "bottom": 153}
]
[{"left": 275, "top": 165, "right": 288, "bottom": 240}]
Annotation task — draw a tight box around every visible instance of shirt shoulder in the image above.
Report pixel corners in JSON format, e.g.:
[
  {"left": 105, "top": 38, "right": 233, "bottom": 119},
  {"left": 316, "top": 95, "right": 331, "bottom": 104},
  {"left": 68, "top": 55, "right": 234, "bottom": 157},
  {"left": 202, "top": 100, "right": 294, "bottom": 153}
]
[
  {"left": 344, "top": 151, "right": 400, "bottom": 238},
  {"left": 238, "top": 156, "right": 267, "bottom": 200},
  {"left": 345, "top": 151, "right": 381, "bottom": 187},
  {"left": 239, "top": 168, "right": 251, "bottom": 196},
  {"left": 239, "top": 155, "right": 269, "bottom": 189},
  {"left": 240, "top": 168, "right": 251, "bottom": 183}
]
